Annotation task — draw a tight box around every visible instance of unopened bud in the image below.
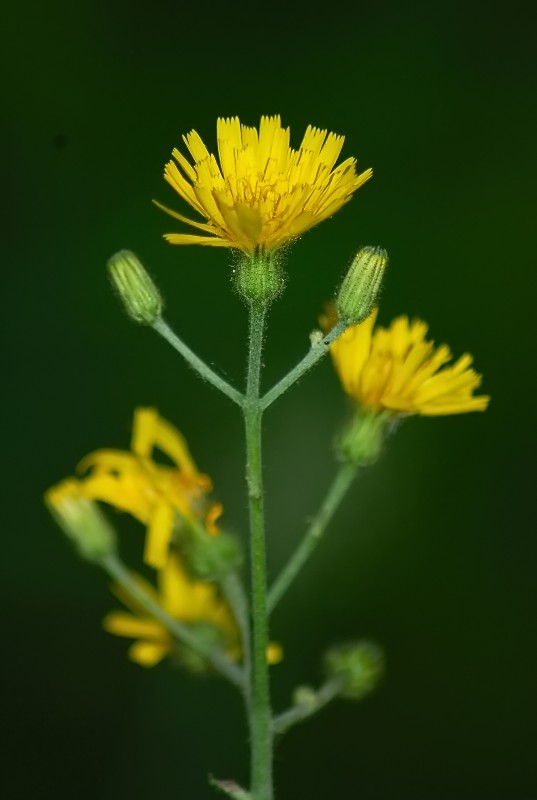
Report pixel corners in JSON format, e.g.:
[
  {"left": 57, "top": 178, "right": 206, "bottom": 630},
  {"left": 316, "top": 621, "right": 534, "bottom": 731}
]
[
  {"left": 108, "top": 250, "right": 163, "bottom": 324},
  {"left": 186, "top": 530, "right": 242, "bottom": 581},
  {"left": 292, "top": 685, "right": 318, "bottom": 710},
  {"left": 45, "top": 479, "right": 116, "bottom": 561},
  {"left": 325, "top": 640, "right": 385, "bottom": 700},
  {"left": 336, "top": 246, "right": 387, "bottom": 325}
]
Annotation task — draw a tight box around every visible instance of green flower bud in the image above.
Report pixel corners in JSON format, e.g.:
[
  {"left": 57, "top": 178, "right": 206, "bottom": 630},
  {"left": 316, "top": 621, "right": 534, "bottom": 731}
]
[
  {"left": 336, "top": 246, "right": 388, "bottom": 325},
  {"left": 108, "top": 249, "right": 163, "bottom": 324},
  {"left": 292, "top": 685, "right": 318, "bottom": 711},
  {"left": 45, "top": 479, "right": 116, "bottom": 562},
  {"left": 234, "top": 250, "right": 285, "bottom": 308},
  {"left": 186, "top": 530, "right": 242, "bottom": 582},
  {"left": 325, "top": 640, "right": 385, "bottom": 700},
  {"left": 337, "top": 409, "right": 389, "bottom": 465}
]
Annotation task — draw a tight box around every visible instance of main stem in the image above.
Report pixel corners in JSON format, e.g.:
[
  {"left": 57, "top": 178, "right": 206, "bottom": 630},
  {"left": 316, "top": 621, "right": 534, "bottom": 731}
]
[{"left": 244, "top": 302, "right": 273, "bottom": 800}]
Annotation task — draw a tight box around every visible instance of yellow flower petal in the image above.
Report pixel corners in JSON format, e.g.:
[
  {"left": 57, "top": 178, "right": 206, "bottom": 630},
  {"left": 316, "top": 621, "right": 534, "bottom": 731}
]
[
  {"left": 128, "top": 640, "right": 170, "bottom": 667},
  {"left": 158, "top": 554, "right": 195, "bottom": 618},
  {"left": 103, "top": 611, "right": 164, "bottom": 640},
  {"left": 144, "top": 501, "right": 176, "bottom": 569},
  {"left": 164, "top": 233, "right": 232, "bottom": 247},
  {"left": 205, "top": 502, "right": 223, "bottom": 535},
  {"left": 77, "top": 472, "right": 152, "bottom": 522},
  {"left": 152, "top": 199, "right": 217, "bottom": 233},
  {"left": 266, "top": 642, "right": 284, "bottom": 665},
  {"left": 77, "top": 449, "right": 138, "bottom": 475}
]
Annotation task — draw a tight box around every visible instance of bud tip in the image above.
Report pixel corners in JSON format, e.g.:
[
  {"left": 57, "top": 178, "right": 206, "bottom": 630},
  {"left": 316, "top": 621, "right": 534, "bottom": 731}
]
[
  {"left": 108, "top": 249, "right": 163, "bottom": 325},
  {"left": 336, "top": 245, "right": 388, "bottom": 325}
]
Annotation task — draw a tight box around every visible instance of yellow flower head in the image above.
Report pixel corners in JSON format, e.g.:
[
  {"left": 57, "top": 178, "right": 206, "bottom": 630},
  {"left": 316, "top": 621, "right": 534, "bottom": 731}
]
[
  {"left": 75, "top": 407, "right": 222, "bottom": 569},
  {"left": 103, "top": 553, "right": 283, "bottom": 669},
  {"left": 103, "top": 553, "right": 241, "bottom": 668},
  {"left": 154, "top": 115, "right": 372, "bottom": 254},
  {"left": 321, "top": 307, "right": 490, "bottom": 416}
]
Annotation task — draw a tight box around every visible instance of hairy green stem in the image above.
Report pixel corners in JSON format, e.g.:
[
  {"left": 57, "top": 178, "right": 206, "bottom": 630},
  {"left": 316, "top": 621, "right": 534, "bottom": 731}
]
[
  {"left": 244, "top": 303, "right": 273, "bottom": 800},
  {"left": 153, "top": 317, "right": 244, "bottom": 406},
  {"left": 267, "top": 462, "right": 358, "bottom": 614},
  {"left": 260, "top": 319, "right": 347, "bottom": 411},
  {"left": 222, "top": 571, "right": 252, "bottom": 710},
  {"left": 101, "top": 552, "right": 244, "bottom": 689}
]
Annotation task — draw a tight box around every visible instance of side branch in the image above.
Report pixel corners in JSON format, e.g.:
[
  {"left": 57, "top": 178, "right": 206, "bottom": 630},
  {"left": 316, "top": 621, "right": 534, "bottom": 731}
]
[
  {"left": 221, "top": 571, "right": 252, "bottom": 710},
  {"left": 272, "top": 676, "right": 343, "bottom": 736},
  {"left": 260, "top": 319, "right": 348, "bottom": 411},
  {"left": 267, "top": 462, "right": 358, "bottom": 614},
  {"left": 153, "top": 317, "right": 244, "bottom": 407}
]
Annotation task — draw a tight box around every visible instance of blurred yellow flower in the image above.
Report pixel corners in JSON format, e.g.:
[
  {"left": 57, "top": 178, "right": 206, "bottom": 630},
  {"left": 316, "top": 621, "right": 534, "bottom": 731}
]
[
  {"left": 44, "top": 478, "right": 116, "bottom": 561},
  {"left": 155, "top": 115, "right": 372, "bottom": 254},
  {"left": 103, "top": 553, "right": 241, "bottom": 668},
  {"left": 322, "top": 307, "right": 490, "bottom": 416},
  {"left": 76, "top": 407, "right": 222, "bottom": 569}
]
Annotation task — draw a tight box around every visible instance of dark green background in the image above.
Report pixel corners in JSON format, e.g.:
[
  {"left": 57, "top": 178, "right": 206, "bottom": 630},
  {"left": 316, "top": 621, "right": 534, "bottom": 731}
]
[{"left": 4, "top": 1, "right": 536, "bottom": 797}]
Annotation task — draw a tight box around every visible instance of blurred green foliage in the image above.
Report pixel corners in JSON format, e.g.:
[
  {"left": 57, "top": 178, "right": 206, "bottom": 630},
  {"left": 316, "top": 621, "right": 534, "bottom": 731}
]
[{"left": 3, "top": 0, "right": 536, "bottom": 797}]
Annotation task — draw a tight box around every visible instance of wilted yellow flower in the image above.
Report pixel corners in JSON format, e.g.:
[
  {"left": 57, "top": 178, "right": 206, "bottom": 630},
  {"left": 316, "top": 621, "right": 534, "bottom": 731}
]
[
  {"left": 104, "top": 554, "right": 283, "bottom": 669},
  {"left": 103, "top": 553, "right": 241, "bottom": 668},
  {"left": 322, "top": 307, "right": 490, "bottom": 416},
  {"left": 154, "top": 115, "right": 372, "bottom": 254},
  {"left": 75, "top": 407, "right": 222, "bottom": 569}
]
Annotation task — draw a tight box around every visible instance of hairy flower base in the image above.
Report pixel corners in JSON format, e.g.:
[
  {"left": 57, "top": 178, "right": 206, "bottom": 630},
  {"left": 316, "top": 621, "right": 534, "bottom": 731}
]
[
  {"left": 155, "top": 115, "right": 372, "bottom": 253},
  {"left": 322, "top": 307, "right": 490, "bottom": 416}
]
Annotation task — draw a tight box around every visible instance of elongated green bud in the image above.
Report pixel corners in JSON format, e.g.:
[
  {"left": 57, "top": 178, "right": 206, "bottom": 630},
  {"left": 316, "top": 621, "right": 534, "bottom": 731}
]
[
  {"left": 108, "top": 250, "right": 163, "bottom": 324},
  {"left": 336, "top": 246, "right": 388, "bottom": 325},
  {"left": 324, "top": 640, "right": 385, "bottom": 700},
  {"left": 45, "top": 479, "right": 116, "bottom": 562}
]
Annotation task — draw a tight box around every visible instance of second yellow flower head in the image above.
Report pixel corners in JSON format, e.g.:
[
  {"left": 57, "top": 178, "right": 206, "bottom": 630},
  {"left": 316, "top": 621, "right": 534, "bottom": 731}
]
[{"left": 322, "top": 307, "right": 490, "bottom": 417}]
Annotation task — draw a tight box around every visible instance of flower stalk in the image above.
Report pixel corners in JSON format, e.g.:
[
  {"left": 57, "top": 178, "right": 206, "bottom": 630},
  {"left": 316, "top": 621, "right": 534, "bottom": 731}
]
[
  {"left": 243, "top": 302, "right": 273, "bottom": 800},
  {"left": 152, "top": 317, "right": 244, "bottom": 406},
  {"left": 267, "top": 461, "right": 358, "bottom": 614}
]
